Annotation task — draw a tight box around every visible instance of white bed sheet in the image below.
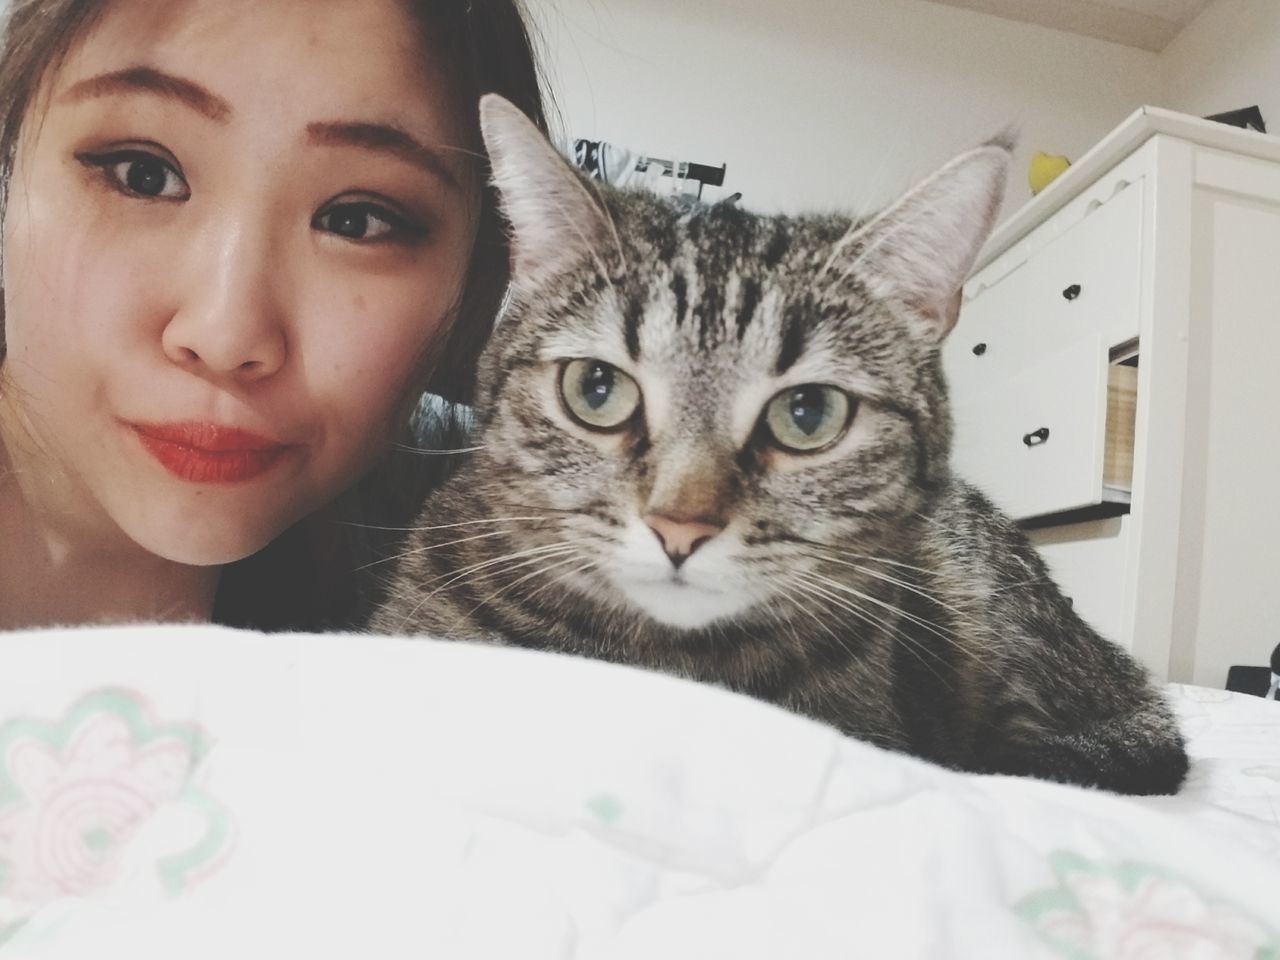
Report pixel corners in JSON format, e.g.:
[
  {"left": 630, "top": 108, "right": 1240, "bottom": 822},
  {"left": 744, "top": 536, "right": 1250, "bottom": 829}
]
[
  {"left": 1149, "top": 684, "right": 1280, "bottom": 834},
  {"left": 0, "top": 625, "right": 1278, "bottom": 959}
]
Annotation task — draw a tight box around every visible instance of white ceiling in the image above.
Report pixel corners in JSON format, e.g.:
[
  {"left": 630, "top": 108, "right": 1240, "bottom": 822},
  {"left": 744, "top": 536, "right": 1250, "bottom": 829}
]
[{"left": 926, "top": 0, "right": 1215, "bottom": 51}]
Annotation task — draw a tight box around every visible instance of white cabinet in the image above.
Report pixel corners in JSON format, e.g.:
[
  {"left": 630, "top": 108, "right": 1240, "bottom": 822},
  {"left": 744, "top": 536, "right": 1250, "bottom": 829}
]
[{"left": 945, "top": 106, "right": 1280, "bottom": 688}]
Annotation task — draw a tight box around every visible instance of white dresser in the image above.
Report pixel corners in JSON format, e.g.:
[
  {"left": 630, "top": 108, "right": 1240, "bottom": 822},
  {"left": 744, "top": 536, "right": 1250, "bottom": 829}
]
[{"left": 945, "top": 106, "right": 1280, "bottom": 688}]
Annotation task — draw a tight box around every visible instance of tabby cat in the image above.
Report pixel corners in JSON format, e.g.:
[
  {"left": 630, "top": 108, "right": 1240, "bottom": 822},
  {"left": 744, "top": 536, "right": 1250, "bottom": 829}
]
[{"left": 372, "top": 95, "right": 1188, "bottom": 796}]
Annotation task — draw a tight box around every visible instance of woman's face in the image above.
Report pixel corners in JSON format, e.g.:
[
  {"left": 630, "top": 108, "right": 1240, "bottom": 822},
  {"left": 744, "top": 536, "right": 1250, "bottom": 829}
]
[{"left": 0, "top": 0, "right": 477, "bottom": 564}]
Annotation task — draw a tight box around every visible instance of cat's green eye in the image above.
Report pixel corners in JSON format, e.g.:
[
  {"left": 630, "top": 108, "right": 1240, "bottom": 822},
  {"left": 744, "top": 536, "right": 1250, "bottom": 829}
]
[
  {"left": 764, "top": 384, "right": 852, "bottom": 453},
  {"left": 560, "top": 359, "right": 642, "bottom": 431}
]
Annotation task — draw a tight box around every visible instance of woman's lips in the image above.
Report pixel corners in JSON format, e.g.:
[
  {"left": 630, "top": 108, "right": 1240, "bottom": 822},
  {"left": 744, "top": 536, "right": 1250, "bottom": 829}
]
[{"left": 127, "top": 422, "right": 295, "bottom": 484}]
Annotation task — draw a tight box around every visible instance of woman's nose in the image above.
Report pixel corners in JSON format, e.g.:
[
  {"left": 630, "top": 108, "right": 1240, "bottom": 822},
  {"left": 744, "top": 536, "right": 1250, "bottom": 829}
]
[{"left": 161, "top": 220, "right": 288, "bottom": 384}]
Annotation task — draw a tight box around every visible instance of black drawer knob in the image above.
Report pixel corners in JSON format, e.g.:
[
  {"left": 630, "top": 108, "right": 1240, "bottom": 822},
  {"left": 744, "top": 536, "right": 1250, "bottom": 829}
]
[
  {"left": 1023, "top": 427, "right": 1050, "bottom": 447},
  {"left": 972, "top": 342, "right": 987, "bottom": 356},
  {"left": 1062, "top": 284, "right": 1082, "bottom": 301}
]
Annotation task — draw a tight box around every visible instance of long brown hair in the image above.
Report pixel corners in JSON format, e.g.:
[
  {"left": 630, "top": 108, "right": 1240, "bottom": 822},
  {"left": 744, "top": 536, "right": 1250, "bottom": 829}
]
[{"left": 0, "top": 0, "right": 554, "bottom": 628}]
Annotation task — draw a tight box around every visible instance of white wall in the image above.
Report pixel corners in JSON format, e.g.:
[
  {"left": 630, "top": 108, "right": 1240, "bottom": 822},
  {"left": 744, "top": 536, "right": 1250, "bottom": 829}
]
[
  {"left": 532, "top": 0, "right": 1161, "bottom": 217},
  {"left": 1158, "top": 0, "right": 1280, "bottom": 123}
]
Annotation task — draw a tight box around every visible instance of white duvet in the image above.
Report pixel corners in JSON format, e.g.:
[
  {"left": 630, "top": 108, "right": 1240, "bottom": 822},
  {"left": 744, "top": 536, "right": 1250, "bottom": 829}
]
[{"left": 1, "top": 625, "right": 1278, "bottom": 959}]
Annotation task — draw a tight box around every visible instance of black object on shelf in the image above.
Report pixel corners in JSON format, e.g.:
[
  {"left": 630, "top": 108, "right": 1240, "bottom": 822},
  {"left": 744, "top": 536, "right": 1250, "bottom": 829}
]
[
  {"left": 1226, "top": 666, "right": 1276, "bottom": 698},
  {"left": 573, "top": 139, "right": 728, "bottom": 200},
  {"left": 1224, "top": 642, "right": 1280, "bottom": 699},
  {"left": 1204, "top": 106, "right": 1267, "bottom": 134},
  {"left": 634, "top": 156, "right": 728, "bottom": 199}
]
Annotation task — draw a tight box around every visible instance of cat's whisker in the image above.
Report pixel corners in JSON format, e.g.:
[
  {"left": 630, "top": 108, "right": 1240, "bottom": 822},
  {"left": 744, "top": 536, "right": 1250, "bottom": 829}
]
[
  {"left": 462, "top": 551, "right": 595, "bottom": 621},
  {"left": 489, "top": 500, "right": 604, "bottom": 517},
  {"left": 389, "top": 441, "right": 487, "bottom": 456},
  {"left": 805, "top": 570, "right": 986, "bottom": 652},
  {"left": 355, "top": 527, "right": 532, "bottom": 573},
  {"left": 804, "top": 550, "right": 980, "bottom": 624},
  {"left": 796, "top": 569, "right": 947, "bottom": 651},
  {"left": 781, "top": 577, "right": 902, "bottom": 690},
  {"left": 342, "top": 515, "right": 555, "bottom": 534},
  {"left": 506, "top": 556, "right": 601, "bottom": 610},
  {"left": 774, "top": 536, "right": 939, "bottom": 578},
  {"left": 446, "top": 548, "right": 588, "bottom": 604},
  {"left": 790, "top": 575, "right": 959, "bottom": 693},
  {"left": 829, "top": 552, "right": 939, "bottom": 577},
  {"left": 989, "top": 577, "right": 1056, "bottom": 594},
  {"left": 396, "top": 539, "right": 584, "bottom": 608},
  {"left": 417, "top": 539, "right": 588, "bottom": 595},
  {"left": 773, "top": 578, "right": 874, "bottom": 665},
  {"left": 808, "top": 586, "right": 962, "bottom": 701},
  {"left": 393, "top": 542, "right": 585, "bottom": 631},
  {"left": 801, "top": 555, "right": 985, "bottom": 634},
  {"left": 802, "top": 572, "right": 1007, "bottom": 681},
  {"left": 889, "top": 518, "right": 1058, "bottom": 594}
]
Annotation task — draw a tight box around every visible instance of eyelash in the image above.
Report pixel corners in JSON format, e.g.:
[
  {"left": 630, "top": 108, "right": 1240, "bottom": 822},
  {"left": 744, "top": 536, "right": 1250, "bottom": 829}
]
[
  {"left": 76, "top": 147, "right": 430, "bottom": 247},
  {"left": 312, "top": 196, "right": 430, "bottom": 247},
  {"left": 77, "top": 147, "right": 189, "bottom": 203}
]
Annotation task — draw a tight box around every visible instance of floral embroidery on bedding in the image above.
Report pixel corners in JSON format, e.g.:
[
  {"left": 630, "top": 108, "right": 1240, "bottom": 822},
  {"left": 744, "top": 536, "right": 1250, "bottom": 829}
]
[
  {"left": 0, "top": 689, "right": 233, "bottom": 946},
  {"left": 585, "top": 793, "right": 624, "bottom": 825},
  {"left": 1017, "top": 850, "right": 1280, "bottom": 960}
]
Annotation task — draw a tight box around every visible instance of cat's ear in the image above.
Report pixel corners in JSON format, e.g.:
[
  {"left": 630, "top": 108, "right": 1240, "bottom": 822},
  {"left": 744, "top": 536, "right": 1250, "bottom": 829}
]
[
  {"left": 479, "top": 94, "right": 611, "bottom": 289},
  {"left": 836, "top": 134, "right": 1012, "bottom": 338}
]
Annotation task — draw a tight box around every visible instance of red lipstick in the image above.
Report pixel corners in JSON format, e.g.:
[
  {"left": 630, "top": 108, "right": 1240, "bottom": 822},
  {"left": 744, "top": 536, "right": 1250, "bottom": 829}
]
[{"left": 129, "top": 422, "right": 293, "bottom": 484}]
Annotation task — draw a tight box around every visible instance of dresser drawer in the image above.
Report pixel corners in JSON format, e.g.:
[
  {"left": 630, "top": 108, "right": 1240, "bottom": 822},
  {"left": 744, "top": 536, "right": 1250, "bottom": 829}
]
[
  {"left": 950, "top": 335, "right": 1108, "bottom": 521},
  {"left": 945, "top": 180, "right": 1144, "bottom": 398}
]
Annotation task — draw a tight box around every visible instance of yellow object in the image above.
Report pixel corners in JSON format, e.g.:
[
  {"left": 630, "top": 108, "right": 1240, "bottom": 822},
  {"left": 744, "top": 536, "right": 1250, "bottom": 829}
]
[{"left": 1029, "top": 152, "right": 1071, "bottom": 195}]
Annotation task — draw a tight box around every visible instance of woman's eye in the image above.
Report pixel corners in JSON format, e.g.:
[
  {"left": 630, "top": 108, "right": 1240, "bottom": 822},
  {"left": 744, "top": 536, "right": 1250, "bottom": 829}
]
[
  {"left": 560, "top": 359, "right": 642, "bottom": 431},
  {"left": 763, "top": 384, "right": 854, "bottom": 453},
  {"left": 80, "top": 150, "right": 189, "bottom": 201},
  {"left": 313, "top": 202, "right": 425, "bottom": 244}
]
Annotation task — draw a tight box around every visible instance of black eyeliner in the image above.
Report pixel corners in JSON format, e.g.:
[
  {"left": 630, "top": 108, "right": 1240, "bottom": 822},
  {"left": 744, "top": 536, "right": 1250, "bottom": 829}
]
[
  {"left": 314, "top": 192, "right": 431, "bottom": 245},
  {"left": 74, "top": 146, "right": 189, "bottom": 202}
]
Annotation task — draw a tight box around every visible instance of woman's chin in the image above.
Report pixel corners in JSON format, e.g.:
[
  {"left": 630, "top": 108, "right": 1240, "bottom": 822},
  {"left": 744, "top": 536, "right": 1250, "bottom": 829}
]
[
  {"left": 121, "top": 510, "right": 290, "bottom": 568},
  {"left": 143, "top": 532, "right": 273, "bottom": 568}
]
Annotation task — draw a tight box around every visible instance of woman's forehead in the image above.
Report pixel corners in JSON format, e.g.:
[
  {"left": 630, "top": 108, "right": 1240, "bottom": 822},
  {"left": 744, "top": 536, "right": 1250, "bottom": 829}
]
[{"left": 51, "top": 0, "right": 464, "bottom": 141}]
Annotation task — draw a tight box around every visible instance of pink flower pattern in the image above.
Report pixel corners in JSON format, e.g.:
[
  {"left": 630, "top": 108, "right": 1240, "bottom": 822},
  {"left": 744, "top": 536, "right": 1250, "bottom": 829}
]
[
  {"left": 0, "top": 689, "right": 232, "bottom": 943},
  {"left": 1019, "top": 851, "right": 1280, "bottom": 959}
]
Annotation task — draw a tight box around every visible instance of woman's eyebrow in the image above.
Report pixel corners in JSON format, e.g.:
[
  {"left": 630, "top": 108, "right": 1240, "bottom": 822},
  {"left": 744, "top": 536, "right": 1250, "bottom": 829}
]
[
  {"left": 307, "top": 121, "right": 464, "bottom": 191},
  {"left": 58, "top": 66, "right": 232, "bottom": 122}
]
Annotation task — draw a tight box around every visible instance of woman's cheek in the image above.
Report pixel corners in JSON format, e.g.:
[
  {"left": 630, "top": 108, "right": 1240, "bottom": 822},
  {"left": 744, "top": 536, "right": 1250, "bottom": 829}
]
[
  {"left": 300, "top": 267, "right": 461, "bottom": 447},
  {"left": 4, "top": 194, "right": 156, "bottom": 377}
]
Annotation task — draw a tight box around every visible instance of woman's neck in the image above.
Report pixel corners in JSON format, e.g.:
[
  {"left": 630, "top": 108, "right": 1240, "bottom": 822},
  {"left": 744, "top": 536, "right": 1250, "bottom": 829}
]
[{"left": 0, "top": 437, "right": 220, "bottom": 631}]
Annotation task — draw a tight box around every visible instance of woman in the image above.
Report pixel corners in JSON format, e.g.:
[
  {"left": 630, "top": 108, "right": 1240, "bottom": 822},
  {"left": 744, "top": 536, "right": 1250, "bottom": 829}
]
[{"left": 0, "top": 0, "right": 550, "bottom": 630}]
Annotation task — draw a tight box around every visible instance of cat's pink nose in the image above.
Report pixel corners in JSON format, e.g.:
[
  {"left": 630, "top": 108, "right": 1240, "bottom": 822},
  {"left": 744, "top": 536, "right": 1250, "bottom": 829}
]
[{"left": 645, "top": 514, "right": 723, "bottom": 568}]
